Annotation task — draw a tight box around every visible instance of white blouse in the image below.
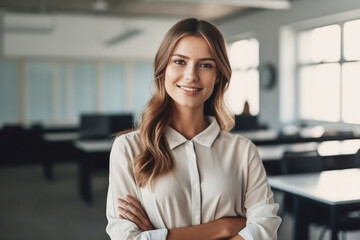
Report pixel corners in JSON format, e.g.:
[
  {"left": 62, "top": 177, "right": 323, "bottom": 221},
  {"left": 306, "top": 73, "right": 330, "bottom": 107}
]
[{"left": 106, "top": 116, "right": 281, "bottom": 240}]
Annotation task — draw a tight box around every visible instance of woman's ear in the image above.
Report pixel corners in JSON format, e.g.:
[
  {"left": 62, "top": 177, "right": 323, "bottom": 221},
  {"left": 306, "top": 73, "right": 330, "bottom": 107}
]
[{"left": 215, "top": 72, "right": 221, "bottom": 84}]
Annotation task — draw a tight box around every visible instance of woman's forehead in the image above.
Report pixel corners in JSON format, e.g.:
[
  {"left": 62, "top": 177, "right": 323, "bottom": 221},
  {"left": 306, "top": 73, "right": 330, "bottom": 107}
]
[{"left": 171, "top": 35, "right": 214, "bottom": 59}]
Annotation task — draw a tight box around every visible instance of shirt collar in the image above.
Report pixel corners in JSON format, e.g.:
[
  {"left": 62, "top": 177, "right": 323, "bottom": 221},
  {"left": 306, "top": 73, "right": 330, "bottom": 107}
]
[{"left": 164, "top": 116, "right": 221, "bottom": 150}]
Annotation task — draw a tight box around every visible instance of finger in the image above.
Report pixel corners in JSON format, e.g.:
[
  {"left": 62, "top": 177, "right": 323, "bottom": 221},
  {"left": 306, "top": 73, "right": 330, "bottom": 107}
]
[
  {"left": 117, "top": 197, "right": 154, "bottom": 231},
  {"left": 118, "top": 206, "right": 128, "bottom": 219},
  {"left": 126, "top": 195, "right": 149, "bottom": 218},
  {"left": 117, "top": 198, "right": 129, "bottom": 208},
  {"left": 118, "top": 206, "right": 150, "bottom": 230},
  {"left": 125, "top": 196, "right": 153, "bottom": 229},
  {"left": 119, "top": 197, "right": 149, "bottom": 224},
  {"left": 118, "top": 198, "right": 144, "bottom": 219},
  {"left": 118, "top": 206, "right": 142, "bottom": 224}
]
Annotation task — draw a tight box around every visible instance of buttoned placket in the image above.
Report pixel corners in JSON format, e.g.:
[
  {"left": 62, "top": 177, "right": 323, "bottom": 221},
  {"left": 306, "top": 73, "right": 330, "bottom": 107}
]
[{"left": 185, "top": 140, "right": 201, "bottom": 225}]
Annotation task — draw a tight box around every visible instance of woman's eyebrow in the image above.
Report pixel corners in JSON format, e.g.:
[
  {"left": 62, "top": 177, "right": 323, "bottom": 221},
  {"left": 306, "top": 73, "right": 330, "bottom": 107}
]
[{"left": 171, "top": 54, "right": 216, "bottom": 62}]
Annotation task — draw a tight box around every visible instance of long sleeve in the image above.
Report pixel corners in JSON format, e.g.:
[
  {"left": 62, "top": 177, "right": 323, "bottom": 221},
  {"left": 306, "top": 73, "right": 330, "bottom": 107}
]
[
  {"left": 238, "top": 142, "right": 282, "bottom": 240},
  {"left": 105, "top": 135, "right": 168, "bottom": 240}
]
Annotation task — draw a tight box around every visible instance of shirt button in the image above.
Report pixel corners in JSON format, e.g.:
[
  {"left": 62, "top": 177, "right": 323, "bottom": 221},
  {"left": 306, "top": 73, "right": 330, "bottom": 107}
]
[{"left": 194, "top": 184, "right": 199, "bottom": 190}]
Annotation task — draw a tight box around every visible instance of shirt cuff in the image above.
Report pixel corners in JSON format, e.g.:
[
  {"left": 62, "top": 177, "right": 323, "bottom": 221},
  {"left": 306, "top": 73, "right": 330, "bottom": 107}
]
[
  {"left": 139, "top": 229, "right": 168, "bottom": 240},
  {"left": 238, "top": 228, "right": 254, "bottom": 240}
]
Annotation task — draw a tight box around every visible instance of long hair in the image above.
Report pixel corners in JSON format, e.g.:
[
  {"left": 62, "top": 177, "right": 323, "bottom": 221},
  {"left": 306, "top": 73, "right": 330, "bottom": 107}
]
[{"left": 135, "top": 18, "right": 234, "bottom": 187}]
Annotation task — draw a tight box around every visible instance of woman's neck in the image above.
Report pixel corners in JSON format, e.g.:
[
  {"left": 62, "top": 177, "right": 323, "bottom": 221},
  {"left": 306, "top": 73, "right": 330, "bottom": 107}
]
[{"left": 171, "top": 108, "right": 208, "bottom": 140}]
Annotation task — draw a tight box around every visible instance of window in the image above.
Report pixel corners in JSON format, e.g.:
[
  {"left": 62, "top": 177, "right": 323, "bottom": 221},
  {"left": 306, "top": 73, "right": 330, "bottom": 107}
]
[
  {"left": 0, "top": 59, "right": 153, "bottom": 124},
  {"left": 226, "top": 38, "right": 259, "bottom": 115},
  {"left": 296, "top": 19, "right": 360, "bottom": 124},
  {"left": 0, "top": 61, "right": 19, "bottom": 123},
  {"left": 26, "top": 62, "right": 54, "bottom": 122}
]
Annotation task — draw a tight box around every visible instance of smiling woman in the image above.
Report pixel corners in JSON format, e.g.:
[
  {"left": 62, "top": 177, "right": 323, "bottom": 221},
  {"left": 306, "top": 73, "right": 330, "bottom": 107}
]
[
  {"left": 106, "top": 18, "right": 281, "bottom": 240},
  {"left": 164, "top": 36, "right": 218, "bottom": 116}
]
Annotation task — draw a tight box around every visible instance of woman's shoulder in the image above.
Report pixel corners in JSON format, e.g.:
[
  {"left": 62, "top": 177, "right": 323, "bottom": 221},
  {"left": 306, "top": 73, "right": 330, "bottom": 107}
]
[
  {"left": 113, "top": 129, "right": 141, "bottom": 148},
  {"left": 220, "top": 130, "right": 251, "bottom": 142},
  {"left": 219, "top": 130, "right": 257, "bottom": 149}
]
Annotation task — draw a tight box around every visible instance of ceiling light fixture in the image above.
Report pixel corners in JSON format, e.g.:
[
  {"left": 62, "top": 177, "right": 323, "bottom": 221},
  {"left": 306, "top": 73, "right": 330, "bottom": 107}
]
[
  {"left": 105, "top": 28, "right": 143, "bottom": 45},
  {"left": 91, "top": 0, "right": 109, "bottom": 11}
]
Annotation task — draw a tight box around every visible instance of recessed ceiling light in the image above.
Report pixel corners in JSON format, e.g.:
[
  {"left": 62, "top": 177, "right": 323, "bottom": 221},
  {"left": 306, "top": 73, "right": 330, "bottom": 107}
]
[{"left": 92, "top": 0, "right": 109, "bottom": 11}]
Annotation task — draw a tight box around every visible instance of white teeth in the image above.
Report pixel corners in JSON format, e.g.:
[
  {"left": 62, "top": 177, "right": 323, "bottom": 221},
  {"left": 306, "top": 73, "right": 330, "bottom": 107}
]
[{"left": 179, "top": 86, "right": 200, "bottom": 92}]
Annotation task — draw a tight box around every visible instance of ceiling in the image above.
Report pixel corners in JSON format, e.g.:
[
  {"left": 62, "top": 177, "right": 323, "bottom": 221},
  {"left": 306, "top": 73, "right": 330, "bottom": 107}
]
[{"left": 0, "top": 0, "right": 291, "bottom": 20}]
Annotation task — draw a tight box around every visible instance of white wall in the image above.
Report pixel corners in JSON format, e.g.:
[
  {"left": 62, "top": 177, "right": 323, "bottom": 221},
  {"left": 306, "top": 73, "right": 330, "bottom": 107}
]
[{"left": 218, "top": 0, "right": 360, "bottom": 129}]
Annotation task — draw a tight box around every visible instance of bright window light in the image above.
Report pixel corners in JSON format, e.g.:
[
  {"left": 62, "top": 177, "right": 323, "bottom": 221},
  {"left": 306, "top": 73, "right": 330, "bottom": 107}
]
[
  {"left": 229, "top": 39, "right": 259, "bottom": 69},
  {"left": 297, "top": 30, "right": 312, "bottom": 64},
  {"left": 226, "top": 38, "right": 259, "bottom": 115},
  {"left": 299, "top": 63, "right": 340, "bottom": 121},
  {"left": 342, "top": 62, "right": 360, "bottom": 123},
  {"left": 226, "top": 70, "right": 259, "bottom": 115},
  {"left": 296, "top": 20, "right": 360, "bottom": 124},
  {"left": 344, "top": 19, "right": 360, "bottom": 60},
  {"left": 311, "top": 25, "right": 341, "bottom": 63}
]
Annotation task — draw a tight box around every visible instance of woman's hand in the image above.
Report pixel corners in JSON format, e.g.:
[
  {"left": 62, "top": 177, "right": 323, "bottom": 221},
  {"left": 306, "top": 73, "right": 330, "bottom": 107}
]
[
  {"left": 219, "top": 217, "right": 246, "bottom": 239},
  {"left": 228, "top": 235, "right": 244, "bottom": 240},
  {"left": 118, "top": 195, "right": 154, "bottom": 231}
]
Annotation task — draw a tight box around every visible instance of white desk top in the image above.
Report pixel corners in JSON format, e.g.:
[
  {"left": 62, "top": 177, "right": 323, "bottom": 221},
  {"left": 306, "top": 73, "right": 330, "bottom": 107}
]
[
  {"left": 317, "top": 139, "right": 360, "bottom": 156},
  {"left": 74, "top": 140, "right": 113, "bottom": 152},
  {"left": 43, "top": 132, "right": 80, "bottom": 142},
  {"left": 258, "top": 142, "right": 319, "bottom": 161},
  {"left": 258, "top": 139, "right": 360, "bottom": 161},
  {"left": 237, "top": 129, "right": 278, "bottom": 141},
  {"left": 268, "top": 168, "right": 360, "bottom": 205}
]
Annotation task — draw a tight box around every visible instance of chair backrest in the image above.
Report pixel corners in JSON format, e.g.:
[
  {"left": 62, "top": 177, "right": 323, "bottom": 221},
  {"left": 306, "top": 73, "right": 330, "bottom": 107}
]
[
  {"left": 323, "top": 148, "right": 360, "bottom": 171},
  {"left": 281, "top": 150, "right": 324, "bottom": 175},
  {"left": 79, "top": 113, "right": 134, "bottom": 140},
  {"left": 353, "top": 148, "right": 360, "bottom": 168},
  {"left": 233, "top": 115, "right": 259, "bottom": 131}
]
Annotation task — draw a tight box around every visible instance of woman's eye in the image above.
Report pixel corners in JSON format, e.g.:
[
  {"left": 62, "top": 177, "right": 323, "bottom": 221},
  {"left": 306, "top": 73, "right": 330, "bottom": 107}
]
[
  {"left": 200, "top": 63, "right": 213, "bottom": 69},
  {"left": 174, "top": 59, "right": 185, "bottom": 65}
]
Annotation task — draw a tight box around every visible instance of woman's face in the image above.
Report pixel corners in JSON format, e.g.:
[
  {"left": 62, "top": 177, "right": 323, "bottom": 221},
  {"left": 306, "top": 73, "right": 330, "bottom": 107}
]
[{"left": 164, "top": 35, "right": 218, "bottom": 112}]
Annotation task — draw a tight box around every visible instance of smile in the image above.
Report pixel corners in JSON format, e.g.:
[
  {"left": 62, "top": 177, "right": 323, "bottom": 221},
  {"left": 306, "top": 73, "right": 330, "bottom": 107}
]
[{"left": 177, "top": 85, "right": 202, "bottom": 92}]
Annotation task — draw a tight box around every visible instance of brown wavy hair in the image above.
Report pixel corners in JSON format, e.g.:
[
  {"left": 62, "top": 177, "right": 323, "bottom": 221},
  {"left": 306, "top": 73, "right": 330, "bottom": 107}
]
[{"left": 134, "top": 18, "right": 234, "bottom": 187}]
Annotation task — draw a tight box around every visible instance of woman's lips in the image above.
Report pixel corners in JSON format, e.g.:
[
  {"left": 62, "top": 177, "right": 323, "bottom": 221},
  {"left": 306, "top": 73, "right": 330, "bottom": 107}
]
[{"left": 177, "top": 85, "right": 202, "bottom": 92}]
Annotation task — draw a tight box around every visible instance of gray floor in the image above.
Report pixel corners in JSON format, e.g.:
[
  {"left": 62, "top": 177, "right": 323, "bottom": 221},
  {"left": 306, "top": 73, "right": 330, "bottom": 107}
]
[
  {"left": 0, "top": 162, "right": 109, "bottom": 240},
  {"left": 0, "top": 162, "right": 359, "bottom": 240}
]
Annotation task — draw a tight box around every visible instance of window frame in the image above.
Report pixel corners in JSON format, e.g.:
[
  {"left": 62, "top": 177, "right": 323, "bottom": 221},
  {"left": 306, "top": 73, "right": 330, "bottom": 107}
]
[{"left": 293, "top": 14, "right": 360, "bottom": 125}]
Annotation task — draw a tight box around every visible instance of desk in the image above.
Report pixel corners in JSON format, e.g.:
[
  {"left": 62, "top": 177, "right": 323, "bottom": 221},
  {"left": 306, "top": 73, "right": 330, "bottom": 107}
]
[
  {"left": 257, "top": 139, "right": 360, "bottom": 175},
  {"left": 74, "top": 140, "right": 112, "bottom": 204},
  {"left": 258, "top": 139, "right": 360, "bottom": 161},
  {"left": 239, "top": 129, "right": 279, "bottom": 142},
  {"left": 235, "top": 127, "right": 359, "bottom": 145},
  {"left": 42, "top": 132, "right": 79, "bottom": 180},
  {"left": 268, "top": 169, "right": 360, "bottom": 240}
]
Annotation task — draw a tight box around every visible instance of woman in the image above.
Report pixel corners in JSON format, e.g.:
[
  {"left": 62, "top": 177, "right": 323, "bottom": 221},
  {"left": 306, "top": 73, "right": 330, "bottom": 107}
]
[{"left": 106, "top": 18, "right": 281, "bottom": 240}]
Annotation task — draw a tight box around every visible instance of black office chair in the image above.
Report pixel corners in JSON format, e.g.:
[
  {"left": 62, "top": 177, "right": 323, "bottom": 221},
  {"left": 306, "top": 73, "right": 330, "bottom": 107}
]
[
  {"left": 79, "top": 113, "right": 134, "bottom": 140},
  {"left": 233, "top": 115, "right": 262, "bottom": 131},
  {"left": 280, "top": 150, "right": 360, "bottom": 240},
  {"left": 1, "top": 125, "right": 27, "bottom": 165},
  {"left": 281, "top": 150, "right": 324, "bottom": 175}
]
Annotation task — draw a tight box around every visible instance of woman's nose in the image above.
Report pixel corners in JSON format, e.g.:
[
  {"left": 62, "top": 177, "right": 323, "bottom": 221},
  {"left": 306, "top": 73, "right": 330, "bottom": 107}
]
[{"left": 185, "top": 64, "right": 199, "bottom": 81}]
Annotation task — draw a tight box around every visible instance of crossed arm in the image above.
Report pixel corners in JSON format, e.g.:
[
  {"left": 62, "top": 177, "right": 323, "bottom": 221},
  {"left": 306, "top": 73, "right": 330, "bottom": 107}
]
[{"left": 118, "top": 195, "right": 246, "bottom": 240}]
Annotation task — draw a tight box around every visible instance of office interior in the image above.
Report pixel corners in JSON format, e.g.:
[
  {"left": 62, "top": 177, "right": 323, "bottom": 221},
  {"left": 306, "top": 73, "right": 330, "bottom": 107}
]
[{"left": 1, "top": 0, "right": 360, "bottom": 239}]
